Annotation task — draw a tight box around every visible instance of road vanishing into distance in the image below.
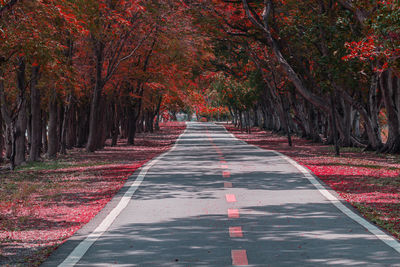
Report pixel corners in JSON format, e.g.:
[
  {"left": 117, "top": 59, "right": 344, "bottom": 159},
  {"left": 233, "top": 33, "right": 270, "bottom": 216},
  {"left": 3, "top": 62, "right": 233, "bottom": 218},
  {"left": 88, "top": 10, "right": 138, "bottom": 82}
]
[{"left": 44, "top": 122, "right": 400, "bottom": 266}]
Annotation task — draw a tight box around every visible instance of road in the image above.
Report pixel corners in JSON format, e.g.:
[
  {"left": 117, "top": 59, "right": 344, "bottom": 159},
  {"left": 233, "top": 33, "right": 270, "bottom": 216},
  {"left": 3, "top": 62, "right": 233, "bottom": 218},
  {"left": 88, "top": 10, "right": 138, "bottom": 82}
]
[{"left": 44, "top": 122, "right": 400, "bottom": 266}]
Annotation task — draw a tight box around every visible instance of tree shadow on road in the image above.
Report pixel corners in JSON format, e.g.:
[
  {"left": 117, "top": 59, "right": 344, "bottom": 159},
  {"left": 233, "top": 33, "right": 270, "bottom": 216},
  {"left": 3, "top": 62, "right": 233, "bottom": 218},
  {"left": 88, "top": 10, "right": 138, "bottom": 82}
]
[{"left": 66, "top": 202, "right": 400, "bottom": 266}]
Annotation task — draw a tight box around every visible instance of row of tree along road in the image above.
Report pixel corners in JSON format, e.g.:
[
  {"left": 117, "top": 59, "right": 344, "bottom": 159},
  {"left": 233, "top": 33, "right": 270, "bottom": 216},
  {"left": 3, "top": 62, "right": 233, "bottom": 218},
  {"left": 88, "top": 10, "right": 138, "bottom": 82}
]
[{"left": 1, "top": 1, "right": 400, "bottom": 169}]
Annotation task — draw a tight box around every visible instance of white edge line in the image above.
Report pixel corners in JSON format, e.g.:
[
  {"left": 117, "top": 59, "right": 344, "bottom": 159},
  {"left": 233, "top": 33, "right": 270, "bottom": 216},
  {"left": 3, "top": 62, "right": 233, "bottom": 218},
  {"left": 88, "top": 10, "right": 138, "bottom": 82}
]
[
  {"left": 58, "top": 122, "right": 188, "bottom": 267},
  {"left": 220, "top": 123, "right": 400, "bottom": 254}
]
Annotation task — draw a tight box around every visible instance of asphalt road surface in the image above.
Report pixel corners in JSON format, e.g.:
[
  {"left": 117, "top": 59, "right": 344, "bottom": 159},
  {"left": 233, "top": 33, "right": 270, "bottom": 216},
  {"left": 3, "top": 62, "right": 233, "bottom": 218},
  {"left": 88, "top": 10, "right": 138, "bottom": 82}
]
[{"left": 44, "top": 122, "right": 400, "bottom": 266}]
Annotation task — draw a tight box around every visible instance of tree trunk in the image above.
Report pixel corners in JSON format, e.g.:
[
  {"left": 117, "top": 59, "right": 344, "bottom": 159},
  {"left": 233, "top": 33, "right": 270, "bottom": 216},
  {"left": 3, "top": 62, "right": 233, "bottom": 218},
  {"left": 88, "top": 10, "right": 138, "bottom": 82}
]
[
  {"left": 154, "top": 96, "right": 162, "bottom": 132},
  {"left": 60, "top": 96, "right": 72, "bottom": 155},
  {"left": 341, "top": 98, "right": 352, "bottom": 147},
  {"left": 127, "top": 97, "right": 143, "bottom": 145},
  {"left": 127, "top": 107, "right": 137, "bottom": 145},
  {"left": 155, "top": 113, "right": 160, "bottom": 131},
  {"left": 246, "top": 111, "right": 251, "bottom": 133},
  {"left": 67, "top": 103, "right": 77, "bottom": 148},
  {"left": 111, "top": 103, "right": 119, "bottom": 146},
  {"left": 87, "top": 87, "right": 102, "bottom": 151},
  {"left": 77, "top": 105, "right": 89, "bottom": 147},
  {"left": 14, "top": 102, "right": 27, "bottom": 166},
  {"left": 330, "top": 92, "right": 340, "bottom": 156},
  {"left": 0, "top": 76, "right": 12, "bottom": 161},
  {"left": 280, "top": 94, "right": 292, "bottom": 146},
  {"left": 57, "top": 103, "right": 64, "bottom": 151},
  {"left": 368, "top": 73, "right": 383, "bottom": 150},
  {"left": 380, "top": 70, "right": 400, "bottom": 153},
  {"left": 42, "top": 114, "right": 48, "bottom": 153},
  {"left": 29, "top": 65, "right": 41, "bottom": 161},
  {"left": 337, "top": 77, "right": 382, "bottom": 150},
  {"left": 27, "top": 113, "right": 31, "bottom": 155},
  {"left": 0, "top": 112, "right": 3, "bottom": 163},
  {"left": 147, "top": 111, "right": 154, "bottom": 133},
  {"left": 86, "top": 40, "right": 105, "bottom": 152},
  {"left": 14, "top": 58, "right": 27, "bottom": 166},
  {"left": 98, "top": 97, "right": 108, "bottom": 149},
  {"left": 47, "top": 91, "right": 58, "bottom": 158},
  {"left": 4, "top": 124, "right": 11, "bottom": 160},
  {"left": 353, "top": 110, "right": 361, "bottom": 138}
]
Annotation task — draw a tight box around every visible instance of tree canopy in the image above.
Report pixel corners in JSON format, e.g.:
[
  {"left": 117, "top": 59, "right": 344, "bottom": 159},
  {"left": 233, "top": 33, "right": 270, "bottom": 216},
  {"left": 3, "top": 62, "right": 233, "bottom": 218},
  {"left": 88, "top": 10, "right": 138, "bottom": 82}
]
[{"left": 0, "top": 0, "right": 399, "bottom": 168}]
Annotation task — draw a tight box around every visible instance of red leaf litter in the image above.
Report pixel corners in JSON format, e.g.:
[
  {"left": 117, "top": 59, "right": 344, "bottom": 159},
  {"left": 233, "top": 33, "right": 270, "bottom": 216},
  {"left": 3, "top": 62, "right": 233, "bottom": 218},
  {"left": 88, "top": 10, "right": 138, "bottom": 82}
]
[
  {"left": 225, "top": 124, "right": 400, "bottom": 240},
  {"left": 0, "top": 122, "right": 185, "bottom": 266}
]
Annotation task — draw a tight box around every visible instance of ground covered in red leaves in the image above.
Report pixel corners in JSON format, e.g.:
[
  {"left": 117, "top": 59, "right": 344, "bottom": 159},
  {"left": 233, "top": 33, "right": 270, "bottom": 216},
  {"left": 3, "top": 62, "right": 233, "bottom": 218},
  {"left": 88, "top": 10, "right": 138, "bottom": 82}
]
[
  {"left": 225, "top": 124, "right": 400, "bottom": 241},
  {"left": 0, "top": 122, "right": 185, "bottom": 266}
]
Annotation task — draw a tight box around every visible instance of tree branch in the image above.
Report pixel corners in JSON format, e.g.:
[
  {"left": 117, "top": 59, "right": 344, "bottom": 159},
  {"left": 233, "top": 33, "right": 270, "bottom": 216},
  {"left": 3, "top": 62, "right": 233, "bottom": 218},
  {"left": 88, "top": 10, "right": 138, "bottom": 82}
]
[
  {"left": 337, "top": 0, "right": 367, "bottom": 25},
  {"left": 242, "top": 0, "right": 328, "bottom": 112},
  {"left": 104, "top": 29, "right": 153, "bottom": 83},
  {"left": 0, "top": 0, "right": 20, "bottom": 18}
]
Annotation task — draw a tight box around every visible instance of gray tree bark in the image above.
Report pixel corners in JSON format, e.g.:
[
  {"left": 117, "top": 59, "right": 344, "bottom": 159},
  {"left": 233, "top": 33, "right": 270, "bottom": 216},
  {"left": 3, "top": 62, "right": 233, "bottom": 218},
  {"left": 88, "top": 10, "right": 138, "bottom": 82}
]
[
  {"left": 14, "top": 58, "right": 27, "bottom": 166},
  {"left": 29, "top": 65, "right": 41, "bottom": 161},
  {"left": 47, "top": 90, "right": 58, "bottom": 158}
]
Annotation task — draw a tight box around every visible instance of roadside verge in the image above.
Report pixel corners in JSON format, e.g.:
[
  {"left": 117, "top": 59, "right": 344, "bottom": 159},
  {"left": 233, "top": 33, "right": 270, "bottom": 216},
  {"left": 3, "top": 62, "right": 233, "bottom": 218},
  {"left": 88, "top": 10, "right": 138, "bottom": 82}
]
[
  {"left": 0, "top": 122, "right": 186, "bottom": 266},
  {"left": 225, "top": 124, "right": 400, "bottom": 243}
]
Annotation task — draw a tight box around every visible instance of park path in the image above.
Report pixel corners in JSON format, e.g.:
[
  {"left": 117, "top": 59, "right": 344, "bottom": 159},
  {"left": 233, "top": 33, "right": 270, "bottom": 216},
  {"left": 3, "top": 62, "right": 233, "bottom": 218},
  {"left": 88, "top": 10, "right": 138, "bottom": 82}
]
[{"left": 44, "top": 122, "right": 400, "bottom": 266}]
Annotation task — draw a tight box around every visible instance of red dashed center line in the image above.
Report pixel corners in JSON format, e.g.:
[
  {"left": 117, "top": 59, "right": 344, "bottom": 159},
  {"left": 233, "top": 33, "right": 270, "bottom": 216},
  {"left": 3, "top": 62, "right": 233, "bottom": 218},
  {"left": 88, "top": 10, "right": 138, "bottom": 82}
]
[
  {"left": 208, "top": 130, "right": 248, "bottom": 266},
  {"left": 231, "top": 250, "right": 248, "bottom": 266},
  {"left": 226, "top": 194, "right": 237, "bottom": 203},
  {"left": 228, "top": 209, "right": 240, "bottom": 218},
  {"left": 223, "top": 171, "right": 231, "bottom": 178},
  {"left": 224, "top": 182, "right": 233, "bottom": 188},
  {"left": 229, "top": 227, "right": 243, "bottom": 238}
]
